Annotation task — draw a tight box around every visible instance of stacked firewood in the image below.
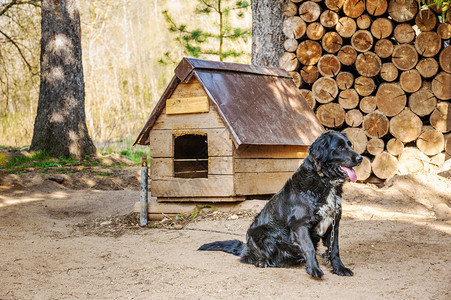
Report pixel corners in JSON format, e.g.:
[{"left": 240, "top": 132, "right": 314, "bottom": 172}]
[{"left": 280, "top": 0, "right": 451, "bottom": 180}]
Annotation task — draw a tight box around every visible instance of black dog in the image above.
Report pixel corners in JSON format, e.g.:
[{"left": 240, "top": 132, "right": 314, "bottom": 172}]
[{"left": 198, "top": 131, "right": 362, "bottom": 279}]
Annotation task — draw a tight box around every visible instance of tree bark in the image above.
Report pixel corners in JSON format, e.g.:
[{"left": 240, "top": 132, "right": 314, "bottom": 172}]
[
  {"left": 30, "top": 0, "right": 96, "bottom": 158},
  {"left": 252, "top": 0, "right": 286, "bottom": 67}
]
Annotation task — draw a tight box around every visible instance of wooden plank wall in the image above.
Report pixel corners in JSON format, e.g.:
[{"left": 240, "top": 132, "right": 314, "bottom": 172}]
[
  {"left": 149, "top": 79, "right": 235, "bottom": 199},
  {"left": 233, "top": 145, "right": 308, "bottom": 195}
]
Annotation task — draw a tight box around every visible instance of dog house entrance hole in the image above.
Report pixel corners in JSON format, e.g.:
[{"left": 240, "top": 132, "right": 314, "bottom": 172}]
[{"left": 174, "top": 134, "right": 208, "bottom": 178}]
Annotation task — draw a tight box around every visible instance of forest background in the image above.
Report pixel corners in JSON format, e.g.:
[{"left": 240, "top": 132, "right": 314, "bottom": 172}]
[{"left": 0, "top": 0, "right": 252, "bottom": 147}]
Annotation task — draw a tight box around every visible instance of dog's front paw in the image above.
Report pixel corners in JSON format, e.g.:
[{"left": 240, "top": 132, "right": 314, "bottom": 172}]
[
  {"left": 306, "top": 265, "right": 324, "bottom": 279},
  {"left": 255, "top": 259, "right": 268, "bottom": 268},
  {"left": 332, "top": 265, "right": 353, "bottom": 276}
]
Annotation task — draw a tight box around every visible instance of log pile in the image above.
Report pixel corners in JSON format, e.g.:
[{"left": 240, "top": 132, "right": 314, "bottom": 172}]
[{"left": 281, "top": 0, "right": 451, "bottom": 180}]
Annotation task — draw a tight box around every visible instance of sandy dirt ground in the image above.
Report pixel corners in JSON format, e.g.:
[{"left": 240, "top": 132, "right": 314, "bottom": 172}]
[{"left": 0, "top": 167, "right": 450, "bottom": 300}]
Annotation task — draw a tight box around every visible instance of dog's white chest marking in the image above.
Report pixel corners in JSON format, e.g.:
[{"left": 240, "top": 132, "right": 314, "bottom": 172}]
[{"left": 315, "top": 188, "right": 341, "bottom": 236}]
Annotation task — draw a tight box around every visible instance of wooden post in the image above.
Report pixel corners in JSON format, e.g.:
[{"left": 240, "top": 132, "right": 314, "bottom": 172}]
[{"left": 140, "top": 154, "right": 149, "bottom": 226}]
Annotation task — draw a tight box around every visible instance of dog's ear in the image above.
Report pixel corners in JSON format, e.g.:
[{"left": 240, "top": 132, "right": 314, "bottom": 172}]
[{"left": 308, "top": 132, "right": 331, "bottom": 163}]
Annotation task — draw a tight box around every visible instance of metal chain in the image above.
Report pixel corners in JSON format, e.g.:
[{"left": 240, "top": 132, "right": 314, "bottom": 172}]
[{"left": 322, "top": 210, "right": 337, "bottom": 266}]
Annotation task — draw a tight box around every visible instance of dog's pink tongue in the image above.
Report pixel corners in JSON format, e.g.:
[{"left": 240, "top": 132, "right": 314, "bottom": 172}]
[{"left": 340, "top": 166, "right": 357, "bottom": 182}]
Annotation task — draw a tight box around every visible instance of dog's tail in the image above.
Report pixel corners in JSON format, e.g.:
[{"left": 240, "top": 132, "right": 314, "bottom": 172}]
[{"left": 198, "top": 240, "right": 244, "bottom": 256}]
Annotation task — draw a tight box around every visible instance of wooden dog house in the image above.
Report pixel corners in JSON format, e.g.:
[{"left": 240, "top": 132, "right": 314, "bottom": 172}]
[{"left": 135, "top": 58, "right": 324, "bottom": 202}]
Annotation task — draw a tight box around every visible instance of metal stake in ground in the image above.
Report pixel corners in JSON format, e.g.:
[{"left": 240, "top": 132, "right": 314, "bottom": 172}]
[{"left": 140, "top": 154, "right": 148, "bottom": 226}]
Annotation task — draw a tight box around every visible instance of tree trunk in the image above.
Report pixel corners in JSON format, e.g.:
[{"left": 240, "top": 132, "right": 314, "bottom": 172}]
[
  {"left": 367, "top": 138, "right": 384, "bottom": 155},
  {"left": 345, "top": 109, "right": 363, "bottom": 127},
  {"left": 336, "top": 16, "right": 356, "bottom": 37},
  {"left": 312, "top": 77, "right": 338, "bottom": 103},
  {"left": 300, "top": 65, "right": 319, "bottom": 84},
  {"left": 316, "top": 103, "right": 345, "bottom": 128},
  {"left": 380, "top": 62, "right": 398, "bottom": 82},
  {"left": 353, "top": 156, "right": 371, "bottom": 181},
  {"left": 356, "top": 14, "right": 372, "bottom": 29},
  {"left": 370, "top": 17, "right": 393, "bottom": 39},
  {"left": 320, "top": 10, "right": 339, "bottom": 28},
  {"left": 359, "top": 96, "right": 377, "bottom": 113},
  {"left": 376, "top": 83, "right": 406, "bottom": 117},
  {"left": 355, "top": 52, "right": 381, "bottom": 77},
  {"left": 387, "top": 138, "right": 404, "bottom": 156},
  {"left": 354, "top": 76, "right": 375, "bottom": 96},
  {"left": 362, "top": 111, "right": 389, "bottom": 138},
  {"left": 366, "top": 0, "right": 388, "bottom": 16},
  {"left": 299, "top": 89, "right": 316, "bottom": 110},
  {"left": 251, "top": 0, "right": 286, "bottom": 67},
  {"left": 392, "top": 44, "right": 418, "bottom": 71},
  {"left": 430, "top": 102, "right": 451, "bottom": 133},
  {"left": 409, "top": 87, "right": 437, "bottom": 117},
  {"left": 415, "top": 31, "right": 441, "bottom": 58},
  {"left": 299, "top": 1, "right": 322, "bottom": 22},
  {"left": 306, "top": 22, "right": 326, "bottom": 40},
  {"left": 343, "top": 0, "right": 364, "bottom": 18},
  {"left": 388, "top": 0, "right": 418, "bottom": 23},
  {"left": 389, "top": 108, "right": 423, "bottom": 143},
  {"left": 336, "top": 72, "right": 354, "bottom": 90},
  {"left": 351, "top": 30, "right": 373, "bottom": 52},
  {"left": 30, "top": 0, "right": 96, "bottom": 158},
  {"left": 416, "top": 58, "right": 439, "bottom": 78},
  {"left": 394, "top": 23, "right": 415, "bottom": 44},
  {"left": 432, "top": 72, "right": 451, "bottom": 100},
  {"left": 374, "top": 39, "right": 393, "bottom": 58},
  {"left": 400, "top": 69, "right": 422, "bottom": 93},
  {"left": 337, "top": 45, "right": 357, "bottom": 65},
  {"left": 338, "top": 89, "right": 359, "bottom": 109},
  {"left": 317, "top": 54, "right": 341, "bottom": 77},
  {"left": 322, "top": 32, "right": 343, "bottom": 53},
  {"left": 438, "top": 40, "right": 451, "bottom": 73},
  {"left": 372, "top": 152, "right": 398, "bottom": 179},
  {"left": 342, "top": 127, "right": 367, "bottom": 154},
  {"left": 417, "top": 127, "right": 445, "bottom": 156}
]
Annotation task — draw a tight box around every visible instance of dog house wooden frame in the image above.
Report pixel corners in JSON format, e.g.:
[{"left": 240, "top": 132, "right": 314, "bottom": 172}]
[{"left": 135, "top": 58, "right": 324, "bottom": 202}]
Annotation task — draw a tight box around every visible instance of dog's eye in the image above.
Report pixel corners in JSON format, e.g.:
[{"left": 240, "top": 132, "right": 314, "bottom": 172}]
[{"left": 338, "top": 146, "right": 343, "bottom": 150}]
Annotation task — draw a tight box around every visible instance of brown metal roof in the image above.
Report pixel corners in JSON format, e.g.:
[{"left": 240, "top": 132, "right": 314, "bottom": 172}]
[{"left": 135, "top": 58, "right": 324, "bottom": 146}]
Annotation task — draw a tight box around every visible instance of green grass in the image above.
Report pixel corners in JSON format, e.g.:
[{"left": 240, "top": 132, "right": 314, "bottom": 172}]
[
  {"left": 97, "top": 138, "right": 148, "bottom": 164},
  {"left": 0, "top": 150, "right": 82, "bottom": 173},
  {"left": 1, "top": 139, "right": 147, "bottom": 173}
]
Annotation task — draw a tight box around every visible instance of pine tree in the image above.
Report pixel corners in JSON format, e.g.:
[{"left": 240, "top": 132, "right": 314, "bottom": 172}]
[{"left": 161, "top": 0, "right": 251, "bottom": 62}]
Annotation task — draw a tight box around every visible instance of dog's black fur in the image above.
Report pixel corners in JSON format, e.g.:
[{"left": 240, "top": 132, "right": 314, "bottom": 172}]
[{"left": 198, "top": 131, "right": 362, "bottom": 279}]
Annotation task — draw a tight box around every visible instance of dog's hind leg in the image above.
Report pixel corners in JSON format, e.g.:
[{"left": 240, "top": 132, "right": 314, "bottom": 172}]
[{"left": 242, "top": 225, "right": 296, "bottom": 268}]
